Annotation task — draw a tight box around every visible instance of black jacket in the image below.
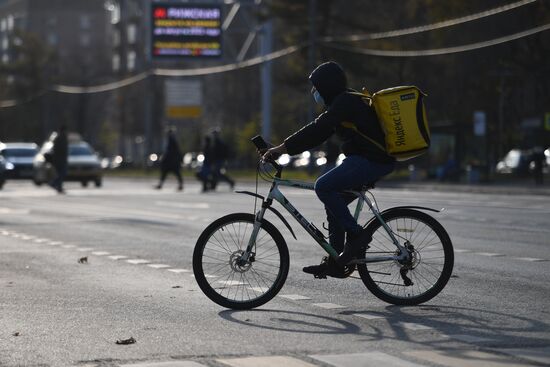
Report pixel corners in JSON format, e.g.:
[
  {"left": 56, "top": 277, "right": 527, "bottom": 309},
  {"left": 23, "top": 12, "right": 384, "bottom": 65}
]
[{"left": 284, "top": 62, "right": 394, "bottom": 164}]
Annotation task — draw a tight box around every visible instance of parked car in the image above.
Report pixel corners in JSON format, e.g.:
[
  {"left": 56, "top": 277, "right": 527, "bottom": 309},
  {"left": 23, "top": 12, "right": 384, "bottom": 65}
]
[
  {"left": 33, "top": 140, "right": 103, "bottom": 187},
  {"left": 0, "top": 142, "right": 38, "bottom": 179}
]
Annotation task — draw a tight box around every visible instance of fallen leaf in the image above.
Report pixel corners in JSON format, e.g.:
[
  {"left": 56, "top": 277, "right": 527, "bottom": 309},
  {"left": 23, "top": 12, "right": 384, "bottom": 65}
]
[
  {"left": 78, "top": 257, "right": 88, "bottom": 264},
  {"left": 115, "top": 337, "right": 136, "bottom": 345}
]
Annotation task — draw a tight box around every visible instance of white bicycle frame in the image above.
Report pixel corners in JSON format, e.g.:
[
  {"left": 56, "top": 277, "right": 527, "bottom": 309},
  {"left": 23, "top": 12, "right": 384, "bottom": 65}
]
[{"left": 243, "top": 176, "right": 410, "bottom": 264}]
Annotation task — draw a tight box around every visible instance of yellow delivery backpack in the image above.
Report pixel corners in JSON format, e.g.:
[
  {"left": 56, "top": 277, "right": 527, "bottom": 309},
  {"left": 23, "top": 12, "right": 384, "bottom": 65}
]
[{"left": 354, "top": 86, "right": 430, "bottom": 161}]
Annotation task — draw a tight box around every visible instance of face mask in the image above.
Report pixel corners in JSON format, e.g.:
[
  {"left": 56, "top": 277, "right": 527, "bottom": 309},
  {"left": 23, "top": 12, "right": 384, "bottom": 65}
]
[{"left": 313, "top": 90, "right": 325, "bottom": 106}]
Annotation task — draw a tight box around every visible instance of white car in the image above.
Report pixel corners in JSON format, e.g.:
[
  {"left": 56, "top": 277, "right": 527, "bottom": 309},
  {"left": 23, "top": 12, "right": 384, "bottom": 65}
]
[{"left": 33, "top": 140, "right": 103, "bottom": 187}]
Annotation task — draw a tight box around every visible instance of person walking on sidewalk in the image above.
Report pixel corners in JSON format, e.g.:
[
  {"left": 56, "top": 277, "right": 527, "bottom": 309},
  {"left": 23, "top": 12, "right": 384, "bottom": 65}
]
[
  {"left": 261, "top": 61, "right": 396, "bottom": 277},
  {"left": 155, "top": 129, "right": 183, "bottom": 191}
]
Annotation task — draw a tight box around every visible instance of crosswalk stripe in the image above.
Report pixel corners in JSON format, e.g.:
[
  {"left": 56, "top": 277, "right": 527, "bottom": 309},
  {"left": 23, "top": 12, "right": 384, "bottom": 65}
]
[
  {"left": 405, "top": 349, "right": 528, "bottom": 367},
  {"left": 218, "top": 356, "right": 316, "bottom": 367},
  {"left": 279, "top": 294, "right": 312, "bottom": 301},
  {"left": 445, "top": 334, "right": 494, "bottom": 343},
  {"left": 397, "top": 322, "right": 433, "bottom": 331},
  {"left": 108, "top": 255, "right": 128, "bottom": 260},
  {"left": 91, "top": 251, "right": 110, "bottom": 256},
  {"left": 312, "top": 303, "right": 346, "bottom": 309},
  {"left": 119, "top": 361, "right": 208, "bottom": 367},
  {"left": 353, "top": 313, "right": 385, "bottom": 320},
  {"left": 476, "top": 252, "right": 505, "bottom": 257},
  {"left": 127, "top": 259, "right": 151, "bottom": 265},
  {"left": 147, "top": 264, "right": 171, "bottom": 269},
  {"left": 514, "top": 257, "right": 547, "bottom": 262},
  {"left": 311, "top": 351, "right": 424, "bottom": 367},
  {"left": 493, "top": 346, "right": 550, "bottom": 365}
]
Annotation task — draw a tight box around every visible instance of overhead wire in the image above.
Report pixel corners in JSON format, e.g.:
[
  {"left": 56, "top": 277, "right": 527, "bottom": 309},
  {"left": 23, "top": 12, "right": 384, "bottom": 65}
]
[
  {"left": 320, "top": 0, "right": 538, "bottom": 43},
  {"left": 322, "top": 23, "right": 550, "bottom": 57},
  {"left": 0, "top": 0, "right": 543, "bottom": 103}
]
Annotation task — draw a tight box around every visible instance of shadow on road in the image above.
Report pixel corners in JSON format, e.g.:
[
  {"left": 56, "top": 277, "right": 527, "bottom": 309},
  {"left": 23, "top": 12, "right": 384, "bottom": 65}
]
[{"left": 219, "top": 305, "right": 549, "bottom": 364}]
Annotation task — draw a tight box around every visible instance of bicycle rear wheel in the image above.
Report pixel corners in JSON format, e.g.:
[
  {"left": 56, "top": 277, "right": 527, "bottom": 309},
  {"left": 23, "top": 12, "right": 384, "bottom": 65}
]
[
  {"left": 358, "top": 208, "right": 454, "bottom": 305},
  {"left": 192, "top": 213, "right": 289, "bottom": 309}
]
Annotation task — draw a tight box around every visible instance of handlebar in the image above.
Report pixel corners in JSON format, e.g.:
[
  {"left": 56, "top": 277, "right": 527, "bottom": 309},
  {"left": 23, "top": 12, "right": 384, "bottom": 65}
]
[{"left": 251, "top": 135, "right": 283, "bottom": 173}]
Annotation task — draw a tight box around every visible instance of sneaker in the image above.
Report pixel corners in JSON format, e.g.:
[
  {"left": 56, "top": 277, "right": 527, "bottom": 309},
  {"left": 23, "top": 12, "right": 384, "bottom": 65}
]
[
  {"left": 303, "top": 256, "right": 345, "bottom": 278},
  {"left": 336, "top": 229, "right": 371, "bottom": 267}
]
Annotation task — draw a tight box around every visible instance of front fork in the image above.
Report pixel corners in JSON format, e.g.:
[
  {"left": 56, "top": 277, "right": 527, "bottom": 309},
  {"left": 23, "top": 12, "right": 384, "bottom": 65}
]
[{"left": 239, "top": 205, "right": 268, "bottom": 263}]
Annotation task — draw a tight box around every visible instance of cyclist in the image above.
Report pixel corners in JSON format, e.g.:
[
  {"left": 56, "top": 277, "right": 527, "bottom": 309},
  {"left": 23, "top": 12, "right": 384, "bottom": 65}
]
[{"left": 262, "top": 61, "right": 395, "bottom": 277}]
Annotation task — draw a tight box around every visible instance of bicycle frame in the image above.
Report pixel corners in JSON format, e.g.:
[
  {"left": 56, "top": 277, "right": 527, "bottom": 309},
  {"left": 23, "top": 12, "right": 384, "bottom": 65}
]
[{"left": 243, "top": 175, "right": 409, "bottom": 264}]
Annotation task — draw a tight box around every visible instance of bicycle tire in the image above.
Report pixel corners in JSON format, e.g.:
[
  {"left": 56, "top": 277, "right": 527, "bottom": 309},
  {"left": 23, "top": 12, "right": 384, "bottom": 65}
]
[
  {"left": 193, "top": 213, "right": 289, "bottom": 309},
  {"left": 357, "top": 208, "right": 454, "bottom": 305}
]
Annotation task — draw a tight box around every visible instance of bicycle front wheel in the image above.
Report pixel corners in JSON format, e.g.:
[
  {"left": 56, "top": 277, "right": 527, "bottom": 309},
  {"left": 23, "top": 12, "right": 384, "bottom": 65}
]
[
  {"left": 192, "top": 213, "right": 289, "bottom": 309},
  {"left": 358, "top": 208, "right": 454, "bottom": 305}
]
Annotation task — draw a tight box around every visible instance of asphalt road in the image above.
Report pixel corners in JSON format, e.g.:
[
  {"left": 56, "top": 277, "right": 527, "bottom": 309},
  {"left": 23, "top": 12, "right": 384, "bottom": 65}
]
[{"left": 1, "top": 177, "right": 549, "bottom": 367}]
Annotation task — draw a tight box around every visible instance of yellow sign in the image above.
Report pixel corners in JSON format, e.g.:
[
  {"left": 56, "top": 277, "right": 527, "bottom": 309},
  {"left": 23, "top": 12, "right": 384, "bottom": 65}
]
[
  {"left": 166, "top": 106, "right": 202, "bottom": 118},
  {"left": 545, "top": 113, "right": 550, "bottom": 131}
]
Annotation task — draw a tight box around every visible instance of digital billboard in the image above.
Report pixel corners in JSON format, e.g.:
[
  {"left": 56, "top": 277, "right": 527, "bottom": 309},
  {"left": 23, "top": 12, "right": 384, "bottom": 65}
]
[{"left": 152, "top": 3, "right": 222, "bottom": 58}]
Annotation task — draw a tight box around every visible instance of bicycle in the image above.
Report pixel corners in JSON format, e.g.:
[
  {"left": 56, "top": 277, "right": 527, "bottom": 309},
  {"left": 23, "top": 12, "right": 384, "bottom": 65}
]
[{"left": 192, "top": 136, "right": 454, "bottom": 309}]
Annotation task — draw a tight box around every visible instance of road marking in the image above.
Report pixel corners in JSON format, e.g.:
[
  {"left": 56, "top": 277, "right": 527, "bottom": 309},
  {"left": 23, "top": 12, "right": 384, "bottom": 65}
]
[
  {"left": 91, "top": 251, "right": 110, "bottom": 256},
  {"left": 445, "top": 334, "right": 495, "bottom": 343},
  {"left": 405, "top": 349, "right": 527, "bottom": 367},
  {"left": 312, "top": 303, "right": 346, "bottom": 309},
  {"left": 279, "top": 294, "right": 312, "bottom": 301},
  {"left": 167, "top": 268, "right": 190, "bottom": 273},
  {"left": 493, "top": 346, "right": 550, "bottom": 365},
  {"left": 61, "top": 244, "right": 76, "bottom": 249},
  {"left": 218, "top": 356, "right": 316, "bottom": 367},
  {"left": 77, "top": 248, "right": 95, "bottom": 252},
  {"left": 249, "top": 286, "right": 270, "bottom": 293},
  {"left": 397, "top": 322, "right": 433, "bottom": 331},
  {"left": 47, "top": 241, "right": 63, "bottom": 246},
  {"left": 476, "top": 252, "right": 505, "bottom": 257},
  {"left": 21, "top": 235, "right": 35, "bottom": 240},
  {"left": 217, "top": 280, "right": 245, "bottom": 286},
  {"left": 33, "top": 238, "right": 50, "bottom": 243},
  {"left": 353, "top": 313, "right": 385, "bottom": 320},
  {"left": 127, "top": 259, "right": 151, "bottom": 265},
  {"left": 147, "top": 264, "right": 171, "bottom": 269},
  {"left": 514, "top": 257, "right": 547, "bottom": 262},
  {"left": 120, "top": 361, "right": 208, "bottom": 367},
  {"left": 453, "top": 248, "right": 472, "bottom": 253},
  {"left": 108, "top": 255, "right": 128, "bottom": 260},
  {"left": 311, "top": 351, "right": 424, "bottom": 367},
  {"left": 155, "top": 201, "right": 210, "bottom": 209}
]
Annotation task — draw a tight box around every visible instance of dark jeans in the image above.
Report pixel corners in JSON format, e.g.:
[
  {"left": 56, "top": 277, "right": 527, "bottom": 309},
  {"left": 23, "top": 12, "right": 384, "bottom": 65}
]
[
  {"left": 212, "top": 161, "right": 234, "bottom": 189},
  {"left": 51, "top": 164, "right": 67, "bottom": 191},
  {"left": 314, "top": 155, "right": 394, "bottom": 252},
  {"left": 159, "top": 167, "right": 183, "bottom": 187}
]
